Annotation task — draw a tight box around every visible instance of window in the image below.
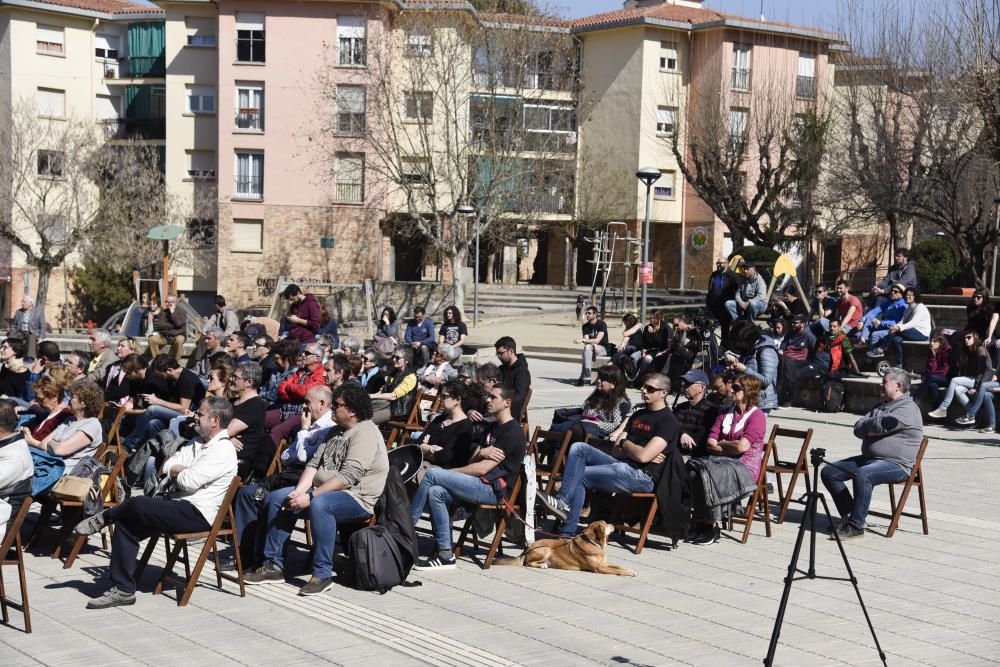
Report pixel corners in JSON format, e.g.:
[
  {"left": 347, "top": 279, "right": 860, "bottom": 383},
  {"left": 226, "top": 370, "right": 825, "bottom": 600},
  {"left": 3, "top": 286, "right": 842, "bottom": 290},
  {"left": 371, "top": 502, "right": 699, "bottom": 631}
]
[
  {"left": 335, "top": 153, "right": 364, "bottom": 203},
  {"left": 38, "top": 214, "right": 67, "bottom": 243},
  {"left": 235, "top": 83, "right": 264, "bottom": 131},
  {"left": 187, "top": 218, "right": 216, "bottom": 248},
  {"left": 796, "top": 53, "right": 817, "bottom": 99},
  {"left": 402, "top": 157, "right": 428, "bottom": 186},
  {"left": 36, "top": 88, "right": 65, "bottom": 118},
  {"left": 236, "top": 13, "right": 265, "bottom": 63},
  {"left": 234, "top": 151, "right": 264, "bottom": 199},
  {"left": 186, "top": 17, "right": 216, "bottom": 47},
  {"left": 404, "top": 31, "right": 432, "bottom": 57},
  {"left": 659, "top": 41, "right": 678, "bottom": 71},
  {"left": 95, "top": 34, "right": 120, "bottom": 76},
  {"left": 731, "top": 44, "right": 751, "bottom": 91},
  {"left": 232, "top": 219, "right": 263, "bottom": 252},
  {"left": 729, "top": 107, "right": 748, "bottom": 152},
  {"left": 404, "top": 91, "right": 433, "bottom": 122},
  {"left": 656, "top": 106, "right": 677, "bottom": 137},
  {"left": 36, "top": 24, "right": 64, "bottom": 55},
  {"left": 187, "top": 85, "right": 215, "bottom": 114},
  {"left": 38, "top": 150, "right": 64, "bottom": 177},
  {"left": 187, "top": 150, "right": 216, "bottom": 180},
  {"left": 337, "top": 16, "right": 366, "bottom": 67},
  {"left": 336, "top": 86, "right": 366, "bottom": 136},
  {"left": 653, "top": 171, "right": 675, "bottom": 200}
]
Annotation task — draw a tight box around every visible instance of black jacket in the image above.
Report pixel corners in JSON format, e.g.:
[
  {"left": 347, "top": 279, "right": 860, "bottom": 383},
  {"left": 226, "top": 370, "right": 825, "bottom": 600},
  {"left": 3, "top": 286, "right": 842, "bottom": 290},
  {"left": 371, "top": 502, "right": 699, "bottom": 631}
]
[
  {"left": 375, "top": 468, "right": 418, "bottom": 577},
  {"left": 654, "top": 437, "right": 690, "bottom": 544},
  {"left": 498, "top": 353, "right": 531, "bottom": 420}
]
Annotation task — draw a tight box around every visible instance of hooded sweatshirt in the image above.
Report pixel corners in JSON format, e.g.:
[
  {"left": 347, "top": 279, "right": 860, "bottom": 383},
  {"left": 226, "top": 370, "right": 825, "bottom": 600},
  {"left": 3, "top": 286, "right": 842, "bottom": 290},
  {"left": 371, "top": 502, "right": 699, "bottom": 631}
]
[
  {"left": 288, "top": 293, "right": 322, "bottom": 343},
  {"left": 854, "top": 393, "right": 923, "bottom": 474},
  {"left": 498, "top": 353, "right": 531, "bottom": 420}
]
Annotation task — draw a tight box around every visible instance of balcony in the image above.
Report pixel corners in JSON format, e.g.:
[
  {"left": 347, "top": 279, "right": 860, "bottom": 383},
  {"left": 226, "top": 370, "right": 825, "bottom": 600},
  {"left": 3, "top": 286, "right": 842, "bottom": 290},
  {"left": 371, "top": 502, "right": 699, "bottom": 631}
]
[
  {"left": 235, "top": 109, "right": 263, "bottom": 133},
  {"left": 796, "top": 75, "right": 817, "bottom": 100},
  {"left": 334, "top": 181, "right": 364, "bottom": 204},
  {"left": 336, "top": 113, "right": 365, "bottom": 137},
  {"left": 472, "top": 70, "right": 573, "bottom": 92},
  {"left": 235, "top": 176, "right": 263, "bottom": 200},
  {"left": 502, "top": 191, "right": 568, "bottom": 215},
  {"left": 99, "top": 117, "right": 166, "bottom": 141},
  {"left": 101, "top": 56, "right": 165, "bottom": 79},
  {"left": 731, "top": 67, "right": 751, "bottom": 91}
]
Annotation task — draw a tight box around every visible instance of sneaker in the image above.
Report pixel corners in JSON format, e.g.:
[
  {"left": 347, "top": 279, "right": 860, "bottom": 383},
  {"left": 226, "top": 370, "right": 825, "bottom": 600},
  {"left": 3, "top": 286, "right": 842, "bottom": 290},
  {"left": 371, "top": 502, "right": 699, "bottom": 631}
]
[
  {"left": 834, "top": 523, "right": 865, "bottom": 540},
  {"left": 978, "top": 425, "right": 996, "bottom": 434},
  {"left": 75, "top": 510, "right": 109, "bottom": 536},
  {"left": 927, "top": 408, "right": 948, "bottom": 419},
  {"left": 218, "top": 556, "right": 239, "bottom": 572},
  {"left": 86, "top": 586, "right": 136, "bottom": 610},
  {"left": 955, "top": 415, "right": 976, "bottom": 426},
  {"left": 414, "top": 555, "right": 456, "bottom": 571},
  {"left": 691, "top": 524, "right": 720, "bottom": 546},
  {"left": 298, "top": 576, "right": 334, "bottom": 596},
  {"left": 866, "top": 349, "right": 884, "bottom": 358},
  {"left": 536, "top": 490, "right": 570, "bottom": 521},
  {"left": 243, "top": 562, "right": 285, "bottom": 585}
]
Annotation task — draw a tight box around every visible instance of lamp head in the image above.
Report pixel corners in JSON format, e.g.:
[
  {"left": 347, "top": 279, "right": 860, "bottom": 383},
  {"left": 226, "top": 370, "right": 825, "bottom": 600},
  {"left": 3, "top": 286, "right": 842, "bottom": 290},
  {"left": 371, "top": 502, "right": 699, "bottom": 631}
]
[
  {"left": 636, "top": 167, "right": 661, "bottom": 186},
  {"left": 456, "top": 204, "right": 476, "bottom": 215}
]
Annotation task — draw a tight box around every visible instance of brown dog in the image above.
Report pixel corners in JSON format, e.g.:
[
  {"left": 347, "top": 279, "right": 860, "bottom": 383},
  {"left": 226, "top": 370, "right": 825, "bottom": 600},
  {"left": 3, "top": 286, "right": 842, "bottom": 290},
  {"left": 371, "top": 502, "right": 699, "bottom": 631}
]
[{"left": 496, "top": 520, "right": 635, "bottom": 576}]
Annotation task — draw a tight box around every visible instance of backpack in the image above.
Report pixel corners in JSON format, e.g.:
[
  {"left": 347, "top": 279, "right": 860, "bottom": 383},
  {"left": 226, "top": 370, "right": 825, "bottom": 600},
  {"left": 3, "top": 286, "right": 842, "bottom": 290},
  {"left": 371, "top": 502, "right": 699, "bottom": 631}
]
[
  {"left": 52, "top": 454, "right": 110, "bottom": 517},
  {"left": 819, "top": 380, "right": 845, "bottom": 413},
  {"left": 348, "top": 525, "right": 406, "bottom": 594}
]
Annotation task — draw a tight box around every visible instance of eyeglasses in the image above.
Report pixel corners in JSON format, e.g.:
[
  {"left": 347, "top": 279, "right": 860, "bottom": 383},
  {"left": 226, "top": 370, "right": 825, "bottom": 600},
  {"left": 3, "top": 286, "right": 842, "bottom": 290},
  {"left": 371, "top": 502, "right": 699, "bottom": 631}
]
[
  {"left": 392, "top": 355, "right": 406, "bottom": 361},
  {"left": 965, "top": 335, "right": 975, "bottom": 340},
  {"left": 732, "top": 383, "right": 744, "bottom": 392},
  {"left": 333, "top": 401, "right": 347, "bottom": 409},
  {"left": 974, "top": 295, "right": 984, "bottom": 299},
  {"left": 641, "top": 384, "right": 665, "bottom": 393},
  {"left": 229, "top": 375, "right": 245, "bottom": 383}
]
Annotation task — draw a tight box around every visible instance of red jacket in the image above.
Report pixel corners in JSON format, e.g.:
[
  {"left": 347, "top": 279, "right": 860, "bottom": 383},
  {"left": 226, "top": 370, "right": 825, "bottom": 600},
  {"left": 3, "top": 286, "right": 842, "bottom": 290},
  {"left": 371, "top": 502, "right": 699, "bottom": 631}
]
[{"left": 277, "top": 364, "right": 325, "bottom": 402}]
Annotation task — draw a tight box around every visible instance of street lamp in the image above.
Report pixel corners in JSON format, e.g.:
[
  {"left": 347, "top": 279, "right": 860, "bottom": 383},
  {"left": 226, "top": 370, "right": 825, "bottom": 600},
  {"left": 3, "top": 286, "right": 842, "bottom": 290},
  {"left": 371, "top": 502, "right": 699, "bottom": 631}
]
[
  {"left": 635, "top": 167, "right": 661, "bottom": 323},
  {"left": 457, "top": 204, "right": 478, "bottom": 326},
  {"left": 992, "top": 194, "right": 1000, "bottom": 294}
]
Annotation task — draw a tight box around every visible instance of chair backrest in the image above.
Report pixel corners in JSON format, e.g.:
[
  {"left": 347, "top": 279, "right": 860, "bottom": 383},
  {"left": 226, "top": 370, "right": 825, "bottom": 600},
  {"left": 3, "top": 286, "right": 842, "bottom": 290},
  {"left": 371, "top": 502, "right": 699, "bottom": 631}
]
[
  {"left": 402, "top": 389, "right": 425, "bottom": 426},
  {"left": 104, "top": 404, "right": 128, "bottom": 449},
  {"left": 208, "top": 476, "right": 243, "bottom": 534},
  {"left": 771, "top": 425, "right": 813, "bottom": 465},
  {"left": 531, "top": 428, "right": 573, "bottom": 471},
  {"left": 518, "top": 388, "right": 533, "bottom": 422},
  {"left": 98, "top": 447, "right": 128, "bottom": 505},
  {"left": 757, "top": 427, "right": 778, "bottom": 485},
  {"left": 0, "top": 496, "right": 33, "bottom": 554},
  {"left": 910, "top": 437, "right": 929, "bottom": 478},
  {"left": 265, "top": 439, "right": 288, "bottom": 477}
]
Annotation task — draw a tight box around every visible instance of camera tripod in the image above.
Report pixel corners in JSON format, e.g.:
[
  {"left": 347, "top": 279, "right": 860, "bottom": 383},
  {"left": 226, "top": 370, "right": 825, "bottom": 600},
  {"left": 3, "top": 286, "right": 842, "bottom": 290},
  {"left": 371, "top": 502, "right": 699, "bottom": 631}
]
[{"left": 764, "top": 448, "right": 887, "bottom": 666}]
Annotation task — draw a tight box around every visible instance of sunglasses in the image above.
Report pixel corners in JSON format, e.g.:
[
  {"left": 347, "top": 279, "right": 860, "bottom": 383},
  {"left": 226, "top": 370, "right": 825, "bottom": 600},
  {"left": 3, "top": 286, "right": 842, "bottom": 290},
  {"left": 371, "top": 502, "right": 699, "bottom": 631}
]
[
  {"left": 393, "top": 355, "right": 406, "bottom": 361},
  {"left": 641, "top": 384, "right": 665, "bottom": 393},
  {"left": 965, "top": 335, "right": 975, "bottom": 340},
  {"left": 732, "top": 384, "right": 745, "bottom": 392}
]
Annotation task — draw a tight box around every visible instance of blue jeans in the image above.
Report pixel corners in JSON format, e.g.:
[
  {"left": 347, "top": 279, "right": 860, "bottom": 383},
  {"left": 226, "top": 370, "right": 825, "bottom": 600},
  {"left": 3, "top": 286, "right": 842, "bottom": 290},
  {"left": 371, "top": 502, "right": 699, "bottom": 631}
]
[
  {"left": 233, "top": 483, "right": 264, "bottom": 557},
  {"left": 937, "top": 376, "right": 976, "bottom": 410},
  {"left": 964, "top": 381, "right": 999, "bottom": 427},
  {"left": 725, "top": 298, "right": 766, "bottom": 322},
  {"left": 411, "top": 467, "right": 498, "bottom": 554},
  {"left": 886, "top": 329, "right": 928, "bottom": 363},
  {"left": 124, "top": 405, "right": 182, "bottom": 450},
  {"left": 868, "top": 328, "right": 891, "bottom": 349},
  {"left": 555, "top": 443, "right": 653, "bottom": 538},
  {"left": 261, "top": 486, "right": 369, "bottom": 579},
  {"left": 913, "top": 374, "right": 948, "bottom": 404},
  {"left": 821, "top": 455, "right": 908, "bottom": 529}
]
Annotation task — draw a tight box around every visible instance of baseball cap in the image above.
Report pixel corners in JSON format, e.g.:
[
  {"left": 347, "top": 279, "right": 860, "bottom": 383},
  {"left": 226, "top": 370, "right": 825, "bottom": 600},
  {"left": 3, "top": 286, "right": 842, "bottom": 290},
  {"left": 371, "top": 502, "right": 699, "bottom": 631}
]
[{"left": 682, "top": 369, "right": 710, "bottom": 385}]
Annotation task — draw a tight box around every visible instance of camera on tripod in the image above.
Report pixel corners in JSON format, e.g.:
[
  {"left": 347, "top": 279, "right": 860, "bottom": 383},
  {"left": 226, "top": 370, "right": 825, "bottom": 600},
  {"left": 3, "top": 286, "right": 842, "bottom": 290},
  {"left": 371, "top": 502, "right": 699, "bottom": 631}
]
[{"left": 810, "top": 447, "right": 826, "bottom": 466}]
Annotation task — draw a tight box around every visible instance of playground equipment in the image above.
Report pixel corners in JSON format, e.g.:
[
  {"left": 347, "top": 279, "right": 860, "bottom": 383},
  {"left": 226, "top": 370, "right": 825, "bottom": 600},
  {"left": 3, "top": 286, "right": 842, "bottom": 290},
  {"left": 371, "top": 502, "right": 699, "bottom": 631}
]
[{"left": 586, "top": 222, "right": 642, "bottom": 316}]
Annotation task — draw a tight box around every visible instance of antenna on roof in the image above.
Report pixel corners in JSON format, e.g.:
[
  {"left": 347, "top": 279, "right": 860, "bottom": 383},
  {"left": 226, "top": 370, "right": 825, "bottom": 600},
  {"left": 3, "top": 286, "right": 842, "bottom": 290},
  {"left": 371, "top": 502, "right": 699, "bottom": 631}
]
[{"left": 760, "top": 0, "right": 765, "bottom": 21}]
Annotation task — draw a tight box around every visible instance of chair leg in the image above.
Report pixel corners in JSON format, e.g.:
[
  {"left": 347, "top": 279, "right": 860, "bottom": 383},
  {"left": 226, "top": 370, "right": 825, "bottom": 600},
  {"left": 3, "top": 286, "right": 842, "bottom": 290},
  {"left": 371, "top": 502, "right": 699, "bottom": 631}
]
[
  {"left": 0, "top": 557, "right": 8, "bottom": 625},
  {"left": 212, "top": 543, "right": 223, "bottom": 589},
  {"left": 453, "top": 516, "right": 473, "bottom": 559},
  {"left": 917, "top": 475, "right": 929, "bottom": 535},
  {"left": 63, "top": 533, "right": 88, "bottom": 569},
  {"left": 232, "top": 535, "right": 246, "bottom": 598},
  {"left": 134, "top": 534, "right": 160, "bottom": 581},
  {"left": 51, "top": 506, "right": 81, "bottom": 559},
  {"left": 740, "top": 489, "right": 760, "bottom": 544},
  {"left": 178, "top": 539, "right": 214, "bottom": 607},
  {"left": 483, "top": 515, "right": 507, "bottom": 569},
  {"left": 155, "top": 538, "right": 184, "bottom": 596},
  {"left": 760, "top": 486, "right": 772, "bottom": 538},
  {"left": 886, "top": 479, "right": 915, "bottom": 539},
  {"left": 633, "top": 499, "right": 658, "bottom": 555},
  {"left": 17, "top": 541, "right": 30, "bottom": 634}
]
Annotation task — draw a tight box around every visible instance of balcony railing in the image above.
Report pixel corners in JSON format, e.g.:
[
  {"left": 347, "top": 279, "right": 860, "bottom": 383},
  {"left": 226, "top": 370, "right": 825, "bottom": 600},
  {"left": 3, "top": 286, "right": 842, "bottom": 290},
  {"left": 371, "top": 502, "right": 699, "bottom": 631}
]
[
  {"left": 731, "top": 67, "right": 751, "bottom": 91},
  {"left": 101, "top": 56, "right": 165, "bottom": 79},
  {"left": 235, "top": 176, "right": 263, "bottom": 199},
  {"left": 235, "top": 109, "right": 263, "bottom": 132},
  {"left": 99, "top": 117, "right": 166, "bottom": 140},
  {"left": 334, "top": 181, "right": 364, "bottom": 204},
  {"left": 796, "top": 75, "right": 817, "bottom": 100},
  {"left": 502, "top": 191, "right": 568, "bottom": 215},
  {"left": 472, "top": 69, "right": 573, "bottom": 92},
  {"left": 336, "top": 113, "right": 365, "bottom": 137}
]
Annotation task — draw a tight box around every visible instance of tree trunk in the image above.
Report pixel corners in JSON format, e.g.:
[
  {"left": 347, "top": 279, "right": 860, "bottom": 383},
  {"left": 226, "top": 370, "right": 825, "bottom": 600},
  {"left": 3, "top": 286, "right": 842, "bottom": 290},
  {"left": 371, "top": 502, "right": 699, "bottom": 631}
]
[
  {"left": 486, "top": 254, "right": 496, "bottom": 286},
  {"left": 450, "top": 249, "right": 467, "bottom": 314},
  {"left": 570, "top": 244, "right": 579, "bottom": 288},
  {"left": 563, "top": 235, "right": 572, "bottom": 286},
  {"left": 35, "top": 266, "right": 53, "bottom": 313}
]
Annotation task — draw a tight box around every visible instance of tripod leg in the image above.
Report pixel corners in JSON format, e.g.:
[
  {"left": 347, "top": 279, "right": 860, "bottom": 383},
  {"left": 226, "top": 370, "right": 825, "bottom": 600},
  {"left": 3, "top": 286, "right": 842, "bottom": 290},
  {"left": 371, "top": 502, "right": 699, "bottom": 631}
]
[
  {"left": 817, "top": 494, "right": 888, "bottom": 667},
  {"left": 764, "top": 492, "right": 815, "bottom": 666}
]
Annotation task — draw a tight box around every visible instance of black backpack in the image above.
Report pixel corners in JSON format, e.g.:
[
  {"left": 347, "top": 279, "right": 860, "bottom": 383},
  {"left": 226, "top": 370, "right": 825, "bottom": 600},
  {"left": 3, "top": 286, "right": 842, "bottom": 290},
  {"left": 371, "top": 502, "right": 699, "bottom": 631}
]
[
  {"left": 820, "top": 380, "right": 845, "bottom": 413},
  {"left": 348, "top": 525, "right": 406, "bottom": 594}
]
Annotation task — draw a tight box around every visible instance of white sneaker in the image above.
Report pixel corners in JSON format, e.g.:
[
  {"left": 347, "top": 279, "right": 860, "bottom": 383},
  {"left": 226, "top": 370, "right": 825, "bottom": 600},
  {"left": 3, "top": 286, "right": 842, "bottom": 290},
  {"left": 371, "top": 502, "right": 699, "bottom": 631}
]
[{"left": 927, "top": 408, "right": 948, "bottom": 419}]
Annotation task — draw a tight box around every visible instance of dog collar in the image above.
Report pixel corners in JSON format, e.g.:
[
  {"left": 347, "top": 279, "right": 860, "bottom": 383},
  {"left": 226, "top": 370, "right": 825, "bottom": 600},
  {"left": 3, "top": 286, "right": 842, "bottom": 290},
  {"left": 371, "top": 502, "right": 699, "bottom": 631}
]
[{"left": 581, "top": 534, "right": 601, "bottom": 548}]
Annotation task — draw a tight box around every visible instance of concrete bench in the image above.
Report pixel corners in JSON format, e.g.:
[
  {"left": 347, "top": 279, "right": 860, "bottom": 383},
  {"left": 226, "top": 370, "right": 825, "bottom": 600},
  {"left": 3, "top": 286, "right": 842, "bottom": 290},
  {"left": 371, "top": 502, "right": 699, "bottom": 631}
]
[{"left": 857, "top": 339, "right": 929, "bottom": 375}]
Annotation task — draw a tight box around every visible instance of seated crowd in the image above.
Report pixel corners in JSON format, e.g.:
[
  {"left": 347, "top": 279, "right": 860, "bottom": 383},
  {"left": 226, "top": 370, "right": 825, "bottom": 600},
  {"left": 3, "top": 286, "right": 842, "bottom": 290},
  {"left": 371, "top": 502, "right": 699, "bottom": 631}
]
[{"left": 0, "top": 274, "right": 934, "bottom": 608}]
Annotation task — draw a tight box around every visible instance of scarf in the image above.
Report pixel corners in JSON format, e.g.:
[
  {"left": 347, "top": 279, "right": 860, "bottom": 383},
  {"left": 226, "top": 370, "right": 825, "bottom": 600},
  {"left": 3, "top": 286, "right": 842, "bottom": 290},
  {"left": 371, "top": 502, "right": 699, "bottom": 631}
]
[{"left": 4, "top": 357, "right": 26, "bottom": 373}]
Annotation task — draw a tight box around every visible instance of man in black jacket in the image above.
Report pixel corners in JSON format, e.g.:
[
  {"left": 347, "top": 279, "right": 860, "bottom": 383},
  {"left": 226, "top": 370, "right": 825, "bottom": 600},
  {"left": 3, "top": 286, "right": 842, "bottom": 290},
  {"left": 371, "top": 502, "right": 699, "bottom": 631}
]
[
  {"left": 494, "top": 336, "right": 531, "bottom": 421},
  {"left": 706, "top": 258, "right": 739, "bottom": 346}
]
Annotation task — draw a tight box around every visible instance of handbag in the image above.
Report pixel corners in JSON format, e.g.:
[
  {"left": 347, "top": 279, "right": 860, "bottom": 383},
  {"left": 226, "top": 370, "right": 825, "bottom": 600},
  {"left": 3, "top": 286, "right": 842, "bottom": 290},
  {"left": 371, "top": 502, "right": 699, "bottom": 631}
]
[
  {"left": 373, "top": 335, "right": 395, "bottom": 357},
  {"left": 52, "top": 475, "right": 93, "bottom": 502}
]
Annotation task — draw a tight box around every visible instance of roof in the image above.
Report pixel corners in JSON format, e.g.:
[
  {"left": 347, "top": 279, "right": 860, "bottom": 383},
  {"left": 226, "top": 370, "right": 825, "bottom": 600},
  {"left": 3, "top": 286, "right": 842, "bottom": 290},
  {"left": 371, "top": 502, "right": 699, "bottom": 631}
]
[
  {"left": 0, "top": 0, "right": 162, "bottom": 17},
  {"left": 570, "top": 2, "right": 841, "bottom": 43}
]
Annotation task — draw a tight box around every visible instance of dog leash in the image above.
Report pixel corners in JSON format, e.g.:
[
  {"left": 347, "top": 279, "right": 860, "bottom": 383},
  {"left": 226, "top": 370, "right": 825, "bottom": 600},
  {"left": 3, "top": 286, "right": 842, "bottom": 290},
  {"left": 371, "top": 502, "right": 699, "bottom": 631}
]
[{"left": 495, "top": 490, "right": 569, "bottom": 541}]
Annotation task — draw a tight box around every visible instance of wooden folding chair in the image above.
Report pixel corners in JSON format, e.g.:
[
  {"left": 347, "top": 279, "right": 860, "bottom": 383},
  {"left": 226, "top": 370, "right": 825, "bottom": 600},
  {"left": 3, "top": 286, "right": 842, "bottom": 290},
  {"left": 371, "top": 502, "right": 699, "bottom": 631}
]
[
  {"left": 868, "top": 436, "right": 929, "bottom": 538},
  {"left": 135, "top": 476, "right": 246, "bottom": 607},
  {"left": 264, "top": 439, "right": 288, "bottom": 477},
  {"left": 609, "top": 491, "right": 660, "bottom": 555},
  {"left": 453, "top": 441, "right": 535, "bottom": 569},
  {"left": 54, "top": 445, "right": 128, "bottom": 567},
  {"left": 518, "top": 388, "right": 533, "bottom": 424},
  {"left": 1, "top": 496, "right": 33, "bottom": 633},
  {"left": 384, "top": 428, "right": 403, "bottom": 450},
  {"left": 727, "top": 428, "right": 776, "bottom": 544},
  {"left": 765, "top": 425, "right": 814, "bottom": 523},
  {"left": 103, "top": 403, "right": 128, "bottom": 450},
  {"left": 531, "top": 427, "right": 573, "bottom": 494},
  {"left": 386, "top": 389, "right": 425, "bottom": 435}
]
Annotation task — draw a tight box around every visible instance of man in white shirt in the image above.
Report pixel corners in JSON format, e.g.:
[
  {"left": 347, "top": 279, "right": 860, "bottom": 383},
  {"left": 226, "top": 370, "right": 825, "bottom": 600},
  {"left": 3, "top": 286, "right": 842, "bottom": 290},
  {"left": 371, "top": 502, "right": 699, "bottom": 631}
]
[
  {"left": 77, "top": 396, "right": 237, "bottom": 609},
  {"left": 0, "top": 400, "right": 33, "bottom": 542}
]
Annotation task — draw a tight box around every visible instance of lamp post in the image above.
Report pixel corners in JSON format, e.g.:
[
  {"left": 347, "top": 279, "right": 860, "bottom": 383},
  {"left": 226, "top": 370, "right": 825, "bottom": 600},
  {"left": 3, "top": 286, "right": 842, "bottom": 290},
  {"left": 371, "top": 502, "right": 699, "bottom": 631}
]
[
  {"left": 635, "top": 167, "right": 661, "bottom": 323},
  {"left": 992, "top": 194, "right": 1000, "bottom": 294},
  {"left": 457, "top": 204, "right": 478, "bottom": 326}
]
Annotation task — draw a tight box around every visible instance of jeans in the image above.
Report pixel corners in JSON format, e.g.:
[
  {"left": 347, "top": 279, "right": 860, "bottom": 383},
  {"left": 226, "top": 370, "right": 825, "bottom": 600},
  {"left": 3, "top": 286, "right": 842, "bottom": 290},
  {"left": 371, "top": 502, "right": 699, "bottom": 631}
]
[
  {"left": 581, "top": 344, "right": 607, "bottom": 376},
  {"left": 868, "top": 328, "right": 891, "bottom": 349},
  {"left": 936, "top": 376, "right": 976, "bottom": 410},
  {"left": 886, "top": 329, "right": 929, "bottom": 364},
  {"left": 821, "top": 455, "right": 908, "bottom": 529},
  {"left": 913, "top": 374, "right": 949, "bottom": 405},
  {"left": 725, "top": 298, "right": 766, "bottom": 322},
  {"left": 410, "top": 467, "right": 498, "bottom": 554},
  {"left": 261, "top": 486, "right": 370, "bottom": 579},
  {"left": 124, "top": 405, "right": 183, "bottom": 450},
  {"left": 554, "top": 443, "right": 653, "bottom": 537},
  {"left": 964, "top": 380, "right": 999, "bottom": 427}
]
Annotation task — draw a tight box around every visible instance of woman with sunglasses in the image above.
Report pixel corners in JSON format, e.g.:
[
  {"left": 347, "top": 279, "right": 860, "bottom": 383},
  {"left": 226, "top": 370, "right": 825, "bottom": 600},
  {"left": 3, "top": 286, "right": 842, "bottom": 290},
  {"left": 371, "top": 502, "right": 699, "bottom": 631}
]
[
  {"left": 687, "top": 374, "right": 767, "bottom": 545},
  {"left": 359, "top": 352, "right": 384, "bottom": 395},
  {"left": 965, "top": 289, "right": 997, "bottom": 341},
  {"left": 417, "top": 380, "right": 475, "bottom": 476},
  {"left": 0, "top": 337, "right": 30, "bottom": 403},
  {"left": 370, "top": 346, "right": 417, "bottom": 425},
  {"left": 928, "top": 330, "right": 994, "bottom": 420},
  {"left": 868, "top": 287, "right": 931, "bottom": 361}
]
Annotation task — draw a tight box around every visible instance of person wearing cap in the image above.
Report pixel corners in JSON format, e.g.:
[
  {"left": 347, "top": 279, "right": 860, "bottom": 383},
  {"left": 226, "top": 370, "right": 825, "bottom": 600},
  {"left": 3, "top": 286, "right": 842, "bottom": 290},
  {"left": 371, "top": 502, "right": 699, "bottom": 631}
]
[
  {"left": 725, "top": 265, "right": 768, "bottom": 323},
  {"left": 777, "top": 315, "right": 817, "bottom": 406},
  {"left": 706, "top": 258, "right": 739, "bottom": 345},
  {"left": 859, "top": 284, "right": 908, "bottom": 347},
  {"left": 280, "top": 284, "right": 321, "bottom": 345},
  {"left": 673, "top": 369, "right": 718, "bottom": 457}
]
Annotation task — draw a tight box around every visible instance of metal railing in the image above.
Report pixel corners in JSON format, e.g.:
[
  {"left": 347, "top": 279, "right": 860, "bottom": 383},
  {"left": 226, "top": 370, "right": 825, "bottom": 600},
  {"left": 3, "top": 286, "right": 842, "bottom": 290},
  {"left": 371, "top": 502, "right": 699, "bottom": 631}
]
[
  {"left": 235, "top": 176, "right": 263, "bottom": 199},
  {"left": 731, "top": 67, "right": 751, "bottom": 91},
  {"left": 335, "top": 181, "right": 364, "bottom": 203},
  {"left": 235, "top": 109, "right": 263, "bottom": 132},
  {"left": 796, "top": 75, "right": 817, "bottom": 100},
  {"left": 99, "top": 117, "right": 166, "bottom": 140}
]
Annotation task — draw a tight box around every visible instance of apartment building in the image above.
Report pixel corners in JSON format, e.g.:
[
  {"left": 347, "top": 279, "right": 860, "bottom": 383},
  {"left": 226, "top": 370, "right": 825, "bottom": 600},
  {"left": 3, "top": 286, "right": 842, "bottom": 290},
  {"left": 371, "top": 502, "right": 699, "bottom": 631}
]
[
  {"left": 0, "top": 0, "right": 165, "bottom": 324},
  {"left": 571, "top": 0, "right": 839, "bottom": 290}
]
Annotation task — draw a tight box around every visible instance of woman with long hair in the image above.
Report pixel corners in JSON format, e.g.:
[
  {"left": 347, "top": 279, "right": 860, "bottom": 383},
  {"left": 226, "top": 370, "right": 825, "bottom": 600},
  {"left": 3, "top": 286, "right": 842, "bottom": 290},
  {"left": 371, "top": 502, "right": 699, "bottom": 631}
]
[
  {"left": 373, "top": 306, "right": 400, "bottom": 359},
  {"left": 632, "top": 310, "right": 671, "bottom": 379},
  {"left": 370, "top": 345, "right": 417, "bottom": 425},
  {"left": 912, "top": 335, "right": 951, "bottom": 405},
  {"left": 548, "top": 364, "right": 631, "bottom": 444},
  {"left": 928, "top": 330, "right": 993, "bottom": 419},
  {"left": 438, "top": 305, "right": 470, "bottom": 355},
  {"left": 418, "top": 380, "right": 475, "bottom": 472},
  {"left": 965, "top": 288, "right": 997, "bottom": 341}
]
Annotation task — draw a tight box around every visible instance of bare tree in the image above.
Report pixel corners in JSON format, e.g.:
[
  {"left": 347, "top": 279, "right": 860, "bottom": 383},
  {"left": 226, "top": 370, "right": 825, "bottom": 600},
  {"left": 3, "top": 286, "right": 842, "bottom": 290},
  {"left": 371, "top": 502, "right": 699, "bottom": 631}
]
[
  {"left": 0, "top": 102, "right": 169, "bottom": 308},
  {"left": 312, "top": 9, "right": 577, "bottom": 309}
]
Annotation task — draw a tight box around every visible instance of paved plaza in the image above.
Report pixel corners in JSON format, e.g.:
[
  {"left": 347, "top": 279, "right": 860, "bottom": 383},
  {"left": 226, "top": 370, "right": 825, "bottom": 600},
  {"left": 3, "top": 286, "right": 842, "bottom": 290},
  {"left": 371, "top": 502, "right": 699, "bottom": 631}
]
[{"left": 2, "top": 316, "right": 999, "bottom": 666}]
